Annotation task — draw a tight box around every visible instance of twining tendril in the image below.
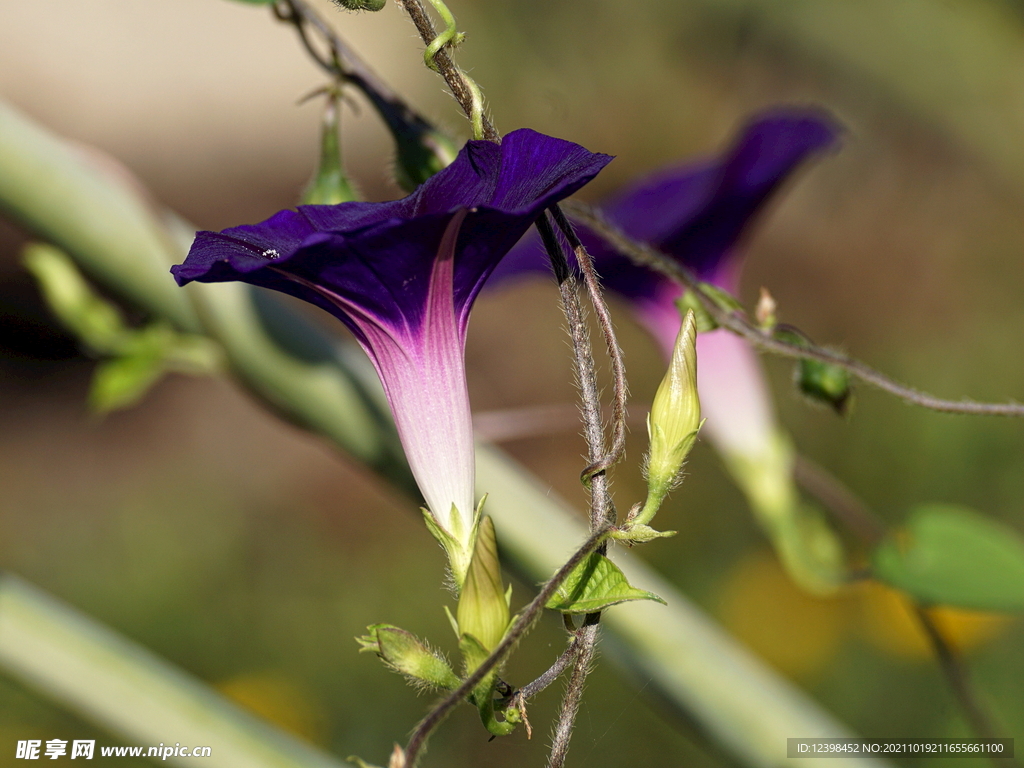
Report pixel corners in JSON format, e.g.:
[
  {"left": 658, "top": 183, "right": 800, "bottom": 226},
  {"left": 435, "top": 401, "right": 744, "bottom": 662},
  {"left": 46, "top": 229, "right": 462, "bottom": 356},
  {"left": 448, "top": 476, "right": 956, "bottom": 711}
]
[
  {"left": 399, "top": 0, "right": 496, "bottom": 142},
  {"left": 422, "top": 0, "right": 464, "bottom": 71}
]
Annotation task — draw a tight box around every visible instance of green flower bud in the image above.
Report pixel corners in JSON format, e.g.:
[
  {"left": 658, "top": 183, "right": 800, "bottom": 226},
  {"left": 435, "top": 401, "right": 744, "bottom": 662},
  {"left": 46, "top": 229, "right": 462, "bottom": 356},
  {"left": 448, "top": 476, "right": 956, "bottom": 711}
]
[
  {"left": 356, "top": 624, "right": 460, "bottom": 691},
  {"left": 302, "top": 91, "right": 359, "bottom": 206},
  {"left": 646, "top": 309, "right": 702, "bottom": 494},
  {"left": 456, "top": 516, "right": 510, "bottom": 663}
]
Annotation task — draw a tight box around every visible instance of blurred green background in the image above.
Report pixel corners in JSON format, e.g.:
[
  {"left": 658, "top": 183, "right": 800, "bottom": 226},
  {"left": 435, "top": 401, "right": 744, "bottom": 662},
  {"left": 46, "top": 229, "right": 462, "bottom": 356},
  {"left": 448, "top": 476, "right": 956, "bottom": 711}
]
[{"left": 1, "top": 0, "right": 1023, "bottom": 765}]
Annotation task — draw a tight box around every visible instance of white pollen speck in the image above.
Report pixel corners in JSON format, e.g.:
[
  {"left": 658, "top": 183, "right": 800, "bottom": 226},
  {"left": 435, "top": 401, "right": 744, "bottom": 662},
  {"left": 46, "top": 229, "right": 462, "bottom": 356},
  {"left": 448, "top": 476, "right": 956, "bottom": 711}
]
[{"left": 262, "top": 248, "right": 280, "bottom": 259}]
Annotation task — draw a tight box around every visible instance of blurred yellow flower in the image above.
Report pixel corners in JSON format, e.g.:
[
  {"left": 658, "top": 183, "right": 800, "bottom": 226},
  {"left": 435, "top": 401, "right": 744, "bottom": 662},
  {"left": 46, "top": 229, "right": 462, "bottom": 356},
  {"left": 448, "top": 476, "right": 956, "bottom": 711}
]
[
  {"left": 217, "top": 672, "right": 326, "bottom": 744},
  {"left": 858, "top": 582, "right": 1014, "bottom": 659},
  {"left": 717, "top": 549, "right": 851, "bottom": 678}
]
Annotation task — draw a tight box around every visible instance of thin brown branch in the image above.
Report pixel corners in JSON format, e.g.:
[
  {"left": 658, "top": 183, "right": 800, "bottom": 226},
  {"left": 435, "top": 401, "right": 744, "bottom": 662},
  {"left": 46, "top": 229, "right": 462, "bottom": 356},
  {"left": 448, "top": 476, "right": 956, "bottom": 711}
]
[
  {"left": 912, "top": 607, "right": 1015, "bottom": 768},
  {"left": 395, "top": 0, "right": 499, "bottom": 142},
  {"left": 562, "top": 199, "right": 1024, "bottom": 417},
  {"left": 792, "top": 454, "right": 886, "bottom": 545},
  {"left": 513, "top": 636, "right": 582, "bottom": 704},
  {"left": 401, "top": 524, "right": 612, "bottom": 768}
]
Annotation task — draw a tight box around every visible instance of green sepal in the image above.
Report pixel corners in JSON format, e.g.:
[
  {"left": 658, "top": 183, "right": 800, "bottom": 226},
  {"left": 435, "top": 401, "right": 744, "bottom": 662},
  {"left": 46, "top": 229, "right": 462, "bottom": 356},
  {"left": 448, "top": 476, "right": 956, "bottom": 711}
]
[
  {"left": 356, "top": 624, "right": 460, "bottom": 691},
  {"left": 421, "top": 498, "right": 482, "bottom": 588},
  {"left": 698, "top": 281, "right": 744, "bottom": 313},
  {"left": 442, "top": 605, "right": 460, "bottom": 638},
  {"left": 457, "top": 516, "right": 509, "bottom": 656},
  {"left": 611, "top": 524, "right": 678, "bottom": 544},
  {"left": 457, "top": 634, "right": 515, "bottom": 738},
  {"left": 774, "top": 327, "right": 852, "bottom": 415},
  {"left": 458, "top": 632, "right": 490, "bottom": 678},
  {"left": 676, "top": 282, "right": 743, "bottom": 334},
  {"left": 546, "top": 552, "right": 666, "bottom": 614},
  {"left": 874, "top": 505, "right": 1024, "bottom": 612}
]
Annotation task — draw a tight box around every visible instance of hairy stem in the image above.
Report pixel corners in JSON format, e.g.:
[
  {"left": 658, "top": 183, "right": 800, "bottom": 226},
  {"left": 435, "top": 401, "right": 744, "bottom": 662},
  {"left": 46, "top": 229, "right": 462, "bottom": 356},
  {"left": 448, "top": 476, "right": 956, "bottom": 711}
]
[
  {"left": 550, "top": 204, "right": 629, "bottom": 487},
  {"left": 547, "top": 621, "right": 599, "bottom": 768}
]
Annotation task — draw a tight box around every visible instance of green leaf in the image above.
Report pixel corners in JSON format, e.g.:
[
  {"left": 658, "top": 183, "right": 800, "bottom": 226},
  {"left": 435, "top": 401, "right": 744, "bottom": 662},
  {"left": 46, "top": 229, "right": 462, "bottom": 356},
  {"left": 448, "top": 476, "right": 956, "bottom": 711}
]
[
  {"left": 874, "top": 504, "right": 1024, "bottom": 612},
  {"left": 546, "top": 552, "right": 666, "bottom": 614}
]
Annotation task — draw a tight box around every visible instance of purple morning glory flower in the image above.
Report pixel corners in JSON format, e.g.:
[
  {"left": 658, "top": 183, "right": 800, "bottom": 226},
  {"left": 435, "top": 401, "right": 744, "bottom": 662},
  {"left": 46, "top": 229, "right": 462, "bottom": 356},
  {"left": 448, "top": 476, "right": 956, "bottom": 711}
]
[
  {"left": 492, "top": 109, "right": 840, "bottom": 461},
  {"left": 172, "top": 128, "right": 612, "bottom": 581}
]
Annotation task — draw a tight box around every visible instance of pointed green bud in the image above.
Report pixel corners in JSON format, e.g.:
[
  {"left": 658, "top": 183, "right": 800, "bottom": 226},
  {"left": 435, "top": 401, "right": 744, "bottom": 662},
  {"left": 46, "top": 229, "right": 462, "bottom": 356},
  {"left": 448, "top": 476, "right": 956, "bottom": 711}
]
[
  {"left": 302, "top": 91, "right": 359, "bottom": 206},
  {"left": 456, "top": 516, "right": 510, "bottom": 664},
  {"left": 356, "top": 624, "right": 460, "bottom": 691},
  {"left": 646, "top": 309, "right": 702, "bottom": 497}
]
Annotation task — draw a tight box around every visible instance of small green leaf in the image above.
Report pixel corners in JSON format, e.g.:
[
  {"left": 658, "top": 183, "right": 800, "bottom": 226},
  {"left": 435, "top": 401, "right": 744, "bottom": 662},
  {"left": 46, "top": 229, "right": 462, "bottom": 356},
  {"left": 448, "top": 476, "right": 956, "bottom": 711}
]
[
  {"left": 546, "top": 552, "right": 666, "bottom": 614},
  {"left": 874, "top": 505, "right": 1024, "bottom": 612}
]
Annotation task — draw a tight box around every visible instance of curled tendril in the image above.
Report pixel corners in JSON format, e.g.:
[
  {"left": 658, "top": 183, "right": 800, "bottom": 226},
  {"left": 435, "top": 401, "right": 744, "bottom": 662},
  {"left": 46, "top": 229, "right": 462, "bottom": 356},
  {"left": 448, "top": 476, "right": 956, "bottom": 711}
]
[
  {"left": 420, "top": 0, "right": 485, "bottom": 140},
  {"left": 423, "top": 0, "right": 464, "bottom": 71}
]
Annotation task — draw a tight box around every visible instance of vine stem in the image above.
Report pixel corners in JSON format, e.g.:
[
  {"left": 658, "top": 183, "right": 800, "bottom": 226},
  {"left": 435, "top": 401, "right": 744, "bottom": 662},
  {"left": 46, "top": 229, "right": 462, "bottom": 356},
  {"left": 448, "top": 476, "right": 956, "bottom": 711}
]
[
  {"left": 912, "top": 607, "right": 1017, "bottom": 768},
  {"left": 562, "top": 199, "right": 1024, "bottom": 417},
  {"left": 535, "top": 210, "right": 621, "bottom": 766},
  {"left": 549, "top": 204, "right": 629, "bottom": 485},
  {"left": 400, "top": 524, "right": 612, "bottom": 768}
]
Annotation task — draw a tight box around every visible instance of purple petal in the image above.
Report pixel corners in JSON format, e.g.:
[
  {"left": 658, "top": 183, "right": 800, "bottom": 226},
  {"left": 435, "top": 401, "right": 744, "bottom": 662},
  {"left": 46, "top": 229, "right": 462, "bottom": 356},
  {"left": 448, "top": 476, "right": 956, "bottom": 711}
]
[{"left": 172, "top": 129, "right": 612, "bottom": 338}]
